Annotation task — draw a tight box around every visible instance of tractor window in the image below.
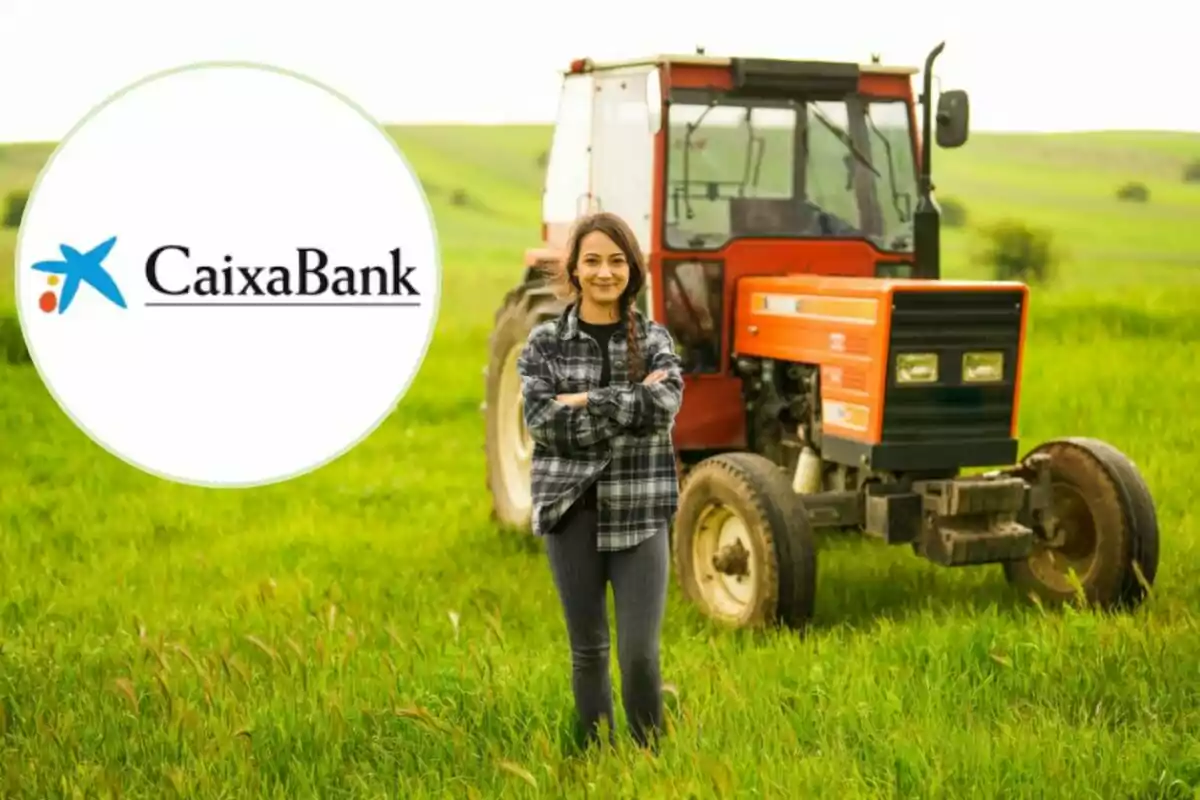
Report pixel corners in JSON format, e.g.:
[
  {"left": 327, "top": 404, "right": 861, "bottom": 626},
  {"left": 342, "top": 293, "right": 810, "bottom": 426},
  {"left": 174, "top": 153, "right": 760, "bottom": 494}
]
[
  {"left": 861, "top": 99, "right": 919, "bottom": 248},
  {"left": 543, "top": 74, "right": 594, "bottom": 228},
  {"left": 805, "top": 98, "right": 918, "bottom": 252},
  {"left": 663, "top": 94, "right": 919, "bottom": 254},
  {"left": 591, "top": 70, "right": 656, "bottom": 252},
  {"left": 663, "top": 260, "right": 723, "bottom": 373},
  {"left": 665, "top": 103, "right": 797, "bottom": 250}
]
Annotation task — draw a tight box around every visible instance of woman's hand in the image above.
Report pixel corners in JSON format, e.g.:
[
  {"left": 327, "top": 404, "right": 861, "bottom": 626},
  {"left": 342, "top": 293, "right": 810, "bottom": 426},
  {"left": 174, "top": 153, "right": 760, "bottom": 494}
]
[
  {"left": 643, "top": 370, "right": 668, "bottom": 385},
  {"left": 554, "top": 392, "right": 589, "bottom": 408}
]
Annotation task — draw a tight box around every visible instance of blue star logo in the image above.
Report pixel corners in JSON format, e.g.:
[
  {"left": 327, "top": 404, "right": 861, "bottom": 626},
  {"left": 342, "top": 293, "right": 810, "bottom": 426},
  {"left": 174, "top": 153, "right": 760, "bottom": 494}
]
[{"left": 30, "top": 236, "right": 128, "bottom": 314}]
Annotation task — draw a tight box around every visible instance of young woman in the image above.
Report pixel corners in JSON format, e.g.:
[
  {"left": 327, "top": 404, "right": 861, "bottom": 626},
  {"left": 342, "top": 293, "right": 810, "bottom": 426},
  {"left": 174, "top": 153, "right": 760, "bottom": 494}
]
[{"left": 516, "top": 211, "right": 684, "bottom": 751}]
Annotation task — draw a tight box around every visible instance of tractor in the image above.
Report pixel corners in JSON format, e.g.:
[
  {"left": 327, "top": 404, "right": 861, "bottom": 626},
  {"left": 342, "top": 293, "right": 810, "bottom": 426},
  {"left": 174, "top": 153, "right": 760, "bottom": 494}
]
[{"left": 482, "top": 43, "right": 1160, "bottom": 630}]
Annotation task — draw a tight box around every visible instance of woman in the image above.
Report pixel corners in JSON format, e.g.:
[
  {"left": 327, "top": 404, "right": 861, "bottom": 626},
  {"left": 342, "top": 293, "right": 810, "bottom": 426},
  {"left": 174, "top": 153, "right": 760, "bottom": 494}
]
[{"left": 516, "top": 211, "right": 684, "bottom": 751}]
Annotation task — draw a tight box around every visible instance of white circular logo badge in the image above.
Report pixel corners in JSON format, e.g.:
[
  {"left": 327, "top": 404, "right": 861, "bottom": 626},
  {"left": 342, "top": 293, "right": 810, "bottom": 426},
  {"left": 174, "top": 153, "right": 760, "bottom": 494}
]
[{"left": 15, "top": 62, "right": 441, "bottom": 488}]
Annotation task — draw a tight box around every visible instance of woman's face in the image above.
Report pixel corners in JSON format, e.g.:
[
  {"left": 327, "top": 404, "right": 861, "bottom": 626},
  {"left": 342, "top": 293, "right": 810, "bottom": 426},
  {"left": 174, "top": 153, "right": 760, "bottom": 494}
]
[{"left": 574, "top": 230, "right": 630, "bottom": 308}]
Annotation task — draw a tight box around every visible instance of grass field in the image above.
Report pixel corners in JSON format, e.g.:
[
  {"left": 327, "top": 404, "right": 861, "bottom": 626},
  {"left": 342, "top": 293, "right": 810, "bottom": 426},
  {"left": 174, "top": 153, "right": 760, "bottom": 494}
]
[{"left": 2, "top": 124, "right": 1200, "bottom": 798}]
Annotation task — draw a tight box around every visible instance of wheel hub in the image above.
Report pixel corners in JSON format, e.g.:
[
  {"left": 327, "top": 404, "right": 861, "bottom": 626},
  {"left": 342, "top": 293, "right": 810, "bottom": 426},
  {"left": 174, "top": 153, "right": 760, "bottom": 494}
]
[
  {"left": 690, "top": 503, "right": 757, "bottom": 619},
  {"left": 712, "top": 539, "right": 750, "bottom": 577},
  {"left": 1029, "top": 480, "right": 1100, "bottom": 592}
]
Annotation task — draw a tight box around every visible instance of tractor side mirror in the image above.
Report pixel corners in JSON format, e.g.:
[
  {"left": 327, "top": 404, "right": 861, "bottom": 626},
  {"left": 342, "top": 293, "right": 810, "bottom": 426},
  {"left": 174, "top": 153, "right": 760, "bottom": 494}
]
[
  {"left": 646, "top": 69, "right": 663, "bottom": 134},
  {"left": 935, "top": 89, "right": 969, "bottom": 149}
]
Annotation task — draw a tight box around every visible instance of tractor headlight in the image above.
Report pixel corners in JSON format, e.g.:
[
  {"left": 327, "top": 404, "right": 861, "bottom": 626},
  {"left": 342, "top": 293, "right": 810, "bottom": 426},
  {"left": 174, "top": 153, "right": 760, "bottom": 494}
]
[
  {"left": 896, "top": 353, "right": 938, "bottom": 384},
  {"left": 963, "top": 351, "right": 1004, "bottom": 383}
]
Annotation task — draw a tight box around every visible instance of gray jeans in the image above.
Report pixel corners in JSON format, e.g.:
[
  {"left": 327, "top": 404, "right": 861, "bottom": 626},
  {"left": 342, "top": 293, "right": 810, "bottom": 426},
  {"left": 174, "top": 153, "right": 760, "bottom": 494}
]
[{"left": 544, "top": 500, "right": 670, "bottom": 750}]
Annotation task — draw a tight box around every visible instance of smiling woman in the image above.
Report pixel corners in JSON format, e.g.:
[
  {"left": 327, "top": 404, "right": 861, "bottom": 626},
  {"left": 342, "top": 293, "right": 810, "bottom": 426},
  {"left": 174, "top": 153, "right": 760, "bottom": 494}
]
[{"left": 515, "top": 211, "right": 685, "bottom": 753}]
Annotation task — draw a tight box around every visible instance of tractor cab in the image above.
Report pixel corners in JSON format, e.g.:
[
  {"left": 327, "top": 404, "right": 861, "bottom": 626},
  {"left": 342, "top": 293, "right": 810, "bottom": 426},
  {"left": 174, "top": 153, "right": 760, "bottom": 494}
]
[
  {"left": 662, "top": 73, "right": 918, "bottom": 258},
  {"left": 538, "top": 49, "right": 968, "bottom": 260}
]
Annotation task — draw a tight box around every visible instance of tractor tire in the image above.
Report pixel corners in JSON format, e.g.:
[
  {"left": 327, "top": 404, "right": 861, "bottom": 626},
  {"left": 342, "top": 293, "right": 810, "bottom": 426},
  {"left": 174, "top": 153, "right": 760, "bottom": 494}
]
[
  {"left": 483, "top": 280, "right": 565, "bottom": 532},
  {"left": 1003, "top": 437, "right": 1160, "bottom": 610},
  {"left": 671, "top": 451, "right": 817, "bottom": 631}
]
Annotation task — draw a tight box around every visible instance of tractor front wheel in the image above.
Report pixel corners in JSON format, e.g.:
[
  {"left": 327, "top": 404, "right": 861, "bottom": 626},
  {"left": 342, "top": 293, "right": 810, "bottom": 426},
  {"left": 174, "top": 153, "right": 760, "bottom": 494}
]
[
  {"left": 483, "top": 281, "right": 564, "bottom": 531},
  {"left": 1003, "top": 437, "right": 1160, "bottom": 610},
  {"left": 672, "top": 452, "right": 817, "bottom": 631}
]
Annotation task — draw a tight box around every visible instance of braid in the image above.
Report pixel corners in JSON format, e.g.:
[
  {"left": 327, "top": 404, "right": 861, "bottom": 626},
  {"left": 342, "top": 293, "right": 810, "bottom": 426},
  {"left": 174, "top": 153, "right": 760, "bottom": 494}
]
[{"left": 623, "top": 298, "right": 645, "bottom": 383}]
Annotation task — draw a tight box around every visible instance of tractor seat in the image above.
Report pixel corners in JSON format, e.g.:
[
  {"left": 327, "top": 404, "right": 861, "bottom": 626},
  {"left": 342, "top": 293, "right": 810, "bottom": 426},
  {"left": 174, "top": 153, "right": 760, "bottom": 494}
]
[{"left": 729, "top": 198, "right": 815, "bottom": 237}]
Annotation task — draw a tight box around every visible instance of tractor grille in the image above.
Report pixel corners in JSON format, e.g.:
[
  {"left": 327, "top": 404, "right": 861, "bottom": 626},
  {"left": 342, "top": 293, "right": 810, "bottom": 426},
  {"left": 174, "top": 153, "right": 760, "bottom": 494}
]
[{"left": 881, "top": 289, "right": 1024, "bottom": 443}]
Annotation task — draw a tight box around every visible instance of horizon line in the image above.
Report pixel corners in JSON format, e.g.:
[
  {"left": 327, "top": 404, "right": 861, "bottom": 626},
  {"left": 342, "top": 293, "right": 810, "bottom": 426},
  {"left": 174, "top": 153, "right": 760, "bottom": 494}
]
[{"left": 0, "top": 122, "right": 1197, "bottom": 147}]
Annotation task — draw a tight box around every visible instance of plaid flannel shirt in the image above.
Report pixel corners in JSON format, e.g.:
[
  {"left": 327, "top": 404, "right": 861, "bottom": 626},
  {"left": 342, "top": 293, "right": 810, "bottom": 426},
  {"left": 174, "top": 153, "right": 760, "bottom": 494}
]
[{"left": 517, "top": 302, "right": 685, "bottom": 551}]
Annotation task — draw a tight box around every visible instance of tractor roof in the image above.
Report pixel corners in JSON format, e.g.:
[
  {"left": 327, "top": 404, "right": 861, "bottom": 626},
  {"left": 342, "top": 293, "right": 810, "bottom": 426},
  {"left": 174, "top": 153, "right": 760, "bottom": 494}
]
[{"left": 564, "top": 54, "right": 918, "bottom": 77}]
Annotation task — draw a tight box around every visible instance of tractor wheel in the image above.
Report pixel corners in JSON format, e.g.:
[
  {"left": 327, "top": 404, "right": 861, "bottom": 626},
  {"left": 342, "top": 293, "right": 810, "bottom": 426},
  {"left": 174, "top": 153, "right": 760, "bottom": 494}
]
[
  {"left": 671, "top": 452, "right": 817, "bottom": 631},
  {"left": 483, "top": 281, "right": 564, "bottom": 531},
  {"left": 1003, "top": 437, "right": 1160, "bottom": 610}
]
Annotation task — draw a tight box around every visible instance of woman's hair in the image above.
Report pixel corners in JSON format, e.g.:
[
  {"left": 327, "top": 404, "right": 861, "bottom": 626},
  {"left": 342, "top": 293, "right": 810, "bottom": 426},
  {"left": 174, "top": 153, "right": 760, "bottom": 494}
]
[{"left": 542, "top": 212, "right": 648, "bottom": 382}]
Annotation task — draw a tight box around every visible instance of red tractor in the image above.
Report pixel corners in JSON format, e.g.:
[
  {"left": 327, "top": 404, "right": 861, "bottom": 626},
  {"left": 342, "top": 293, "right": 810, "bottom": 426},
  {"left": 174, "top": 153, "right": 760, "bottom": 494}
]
[{"left": 483, "top": 43, "right": 1160, "bottom": 630}]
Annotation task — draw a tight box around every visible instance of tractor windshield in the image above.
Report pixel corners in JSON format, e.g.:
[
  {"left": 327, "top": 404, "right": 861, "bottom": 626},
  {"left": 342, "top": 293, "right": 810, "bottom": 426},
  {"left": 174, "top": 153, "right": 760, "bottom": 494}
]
[{"left": 664, "top": 94, "right": 918, "bottom": 253}]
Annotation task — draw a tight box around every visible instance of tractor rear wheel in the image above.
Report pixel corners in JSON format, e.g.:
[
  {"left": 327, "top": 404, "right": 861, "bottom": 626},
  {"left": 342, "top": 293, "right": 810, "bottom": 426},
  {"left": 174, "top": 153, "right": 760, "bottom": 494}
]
[
  {"left": 483, "top": 281, "right": 565, "bottom": 531},
  {"left": 671, "top": 452, "right": 817, "bottom": 631},
  {"left": 1003, "top": 437, "right": 1159, "bottom": 610}
]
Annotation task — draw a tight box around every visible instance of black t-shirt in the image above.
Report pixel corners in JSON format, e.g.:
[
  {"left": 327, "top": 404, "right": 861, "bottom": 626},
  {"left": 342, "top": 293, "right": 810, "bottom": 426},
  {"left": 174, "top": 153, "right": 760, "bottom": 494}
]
[
  {"left": 578, "top": 318, "right": 622, "bottom": 388},
  {"left": 563, "top": 317, "right": 622, "bottom": 519}
]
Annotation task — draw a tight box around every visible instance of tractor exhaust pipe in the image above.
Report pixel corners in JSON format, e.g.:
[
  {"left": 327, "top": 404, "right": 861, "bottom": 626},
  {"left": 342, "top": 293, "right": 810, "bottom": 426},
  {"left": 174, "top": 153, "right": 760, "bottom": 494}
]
[{"left": 912, "top": 41, "right": 946, "bottom": 281}]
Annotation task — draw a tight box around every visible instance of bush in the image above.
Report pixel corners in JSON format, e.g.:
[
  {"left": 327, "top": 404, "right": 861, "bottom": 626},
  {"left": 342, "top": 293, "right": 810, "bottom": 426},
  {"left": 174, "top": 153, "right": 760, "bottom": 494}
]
[
  {"left": 939, "top": 196, "right": 968, "bottom": 228},
  {"left": 445, "top": 187, "right": 494, "bottom": 216},
  {"left": 3, "top": 190, "right": 28, "bottom": 229},
  {"left": 1116, "top": 182, "right": 1149, "bottom": 203},
  {"left": 972, "top": 219, "right": 1058, "bottom": 285},
  {"left": 1183, "top": 159, "right": 1200, "bottom": 184}
]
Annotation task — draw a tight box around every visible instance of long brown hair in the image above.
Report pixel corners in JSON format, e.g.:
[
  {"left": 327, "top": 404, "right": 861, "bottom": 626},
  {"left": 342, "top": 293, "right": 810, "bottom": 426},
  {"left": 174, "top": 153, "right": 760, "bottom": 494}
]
[{"left": 542, "top": 212, "right": 648, "bottom": 382}]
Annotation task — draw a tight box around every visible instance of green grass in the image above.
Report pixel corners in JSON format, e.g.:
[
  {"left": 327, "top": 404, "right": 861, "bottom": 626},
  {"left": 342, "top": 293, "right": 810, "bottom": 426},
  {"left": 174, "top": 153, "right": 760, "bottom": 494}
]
[{"left": 3, "top": 123, "right": 1200, "bottom": 798}]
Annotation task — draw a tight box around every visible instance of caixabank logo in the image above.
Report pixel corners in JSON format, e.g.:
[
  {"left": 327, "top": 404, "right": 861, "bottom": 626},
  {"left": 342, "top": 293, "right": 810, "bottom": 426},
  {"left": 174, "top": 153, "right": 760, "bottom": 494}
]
[
  {"left": 31, "top": 236, "right": 128, "bottom": 314},
  {"left": 16, "top": 61, "right": 441, "bottom": 490},
  {"left": 29, "top": 237, "right": 422, "bottom": 312},
  {"left": 142, "top": 245, "right": 421, "bottom": 306}
]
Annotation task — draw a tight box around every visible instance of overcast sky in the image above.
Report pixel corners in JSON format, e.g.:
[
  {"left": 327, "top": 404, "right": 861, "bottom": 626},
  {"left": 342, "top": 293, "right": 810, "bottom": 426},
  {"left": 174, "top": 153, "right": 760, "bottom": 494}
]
[{"left": 0, "top": 0, "right": 1194, "bottom": 143}]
